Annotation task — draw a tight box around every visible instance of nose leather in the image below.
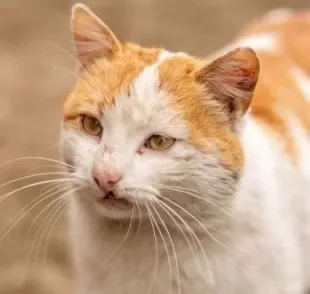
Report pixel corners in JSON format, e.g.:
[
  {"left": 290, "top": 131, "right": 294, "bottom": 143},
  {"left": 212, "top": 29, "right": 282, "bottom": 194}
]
[{"left": 92, "top": 168, "right": 122, "bottom": 192}]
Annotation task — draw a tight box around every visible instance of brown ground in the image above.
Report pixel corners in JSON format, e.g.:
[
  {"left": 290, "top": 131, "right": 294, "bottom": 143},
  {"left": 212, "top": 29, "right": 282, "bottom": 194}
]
[{"left": 0, "top": 0, "right": 308, "bottom": 293}]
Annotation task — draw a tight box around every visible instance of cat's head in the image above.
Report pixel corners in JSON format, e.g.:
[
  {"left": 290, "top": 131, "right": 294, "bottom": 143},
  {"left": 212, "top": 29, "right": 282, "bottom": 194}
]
[{"left": 60, "top": 4, "right": 259, "bottom": 231}]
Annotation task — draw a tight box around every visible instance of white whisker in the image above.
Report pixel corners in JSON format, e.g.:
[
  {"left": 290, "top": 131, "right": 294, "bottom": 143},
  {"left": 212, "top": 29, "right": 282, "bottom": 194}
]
[
  {"left": 158, "top": 196, "right": 226, "bottom": 248},
  {"left": 48, "top": 41, "right": 91, "bottom": 75},
  {"left": 147, "top": 205, "right": 173, "bottom": 294},
  {"left": 156, "top": 184, "right": 239, "bottom": 222},
  {"left": 0, "top": 172, "right": 71, "bottom": 190},
  {"left": 19, "top": 187, "right": 76, "bottom": 286},
  {"left": 134, "top": 198, "right": 143, "bottom": 237},
  {"left": 150, "top": 203, "right": 181, "bottom": 294},
  {"left": 146, "top": 205, "right": 159, "bottom": 294},
  {"left": 0, "top": 178, "right": 75, "bottom": 204},
  {"left": 35, "top": 187, "right": 80, "bottom": 263},
  {"left": 155, "top": 199, "right": 215, "bottom": 285},
  {"left": 0, "top": 156, "right": 73, "bottom": 169},
  {"left": 42, "top": 198, "right": 69, "bottom": 267},
  {"left": 26, "top": 184, "right": 72, "bottom": 241},
  {"left": 88, "top": 207, "right": 135, "bottom": 285}
]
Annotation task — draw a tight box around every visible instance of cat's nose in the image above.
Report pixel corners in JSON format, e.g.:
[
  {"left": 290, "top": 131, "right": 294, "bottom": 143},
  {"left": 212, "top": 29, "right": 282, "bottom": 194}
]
[{"left": 92, "top": 168, "right": 122, "bottom": 192}]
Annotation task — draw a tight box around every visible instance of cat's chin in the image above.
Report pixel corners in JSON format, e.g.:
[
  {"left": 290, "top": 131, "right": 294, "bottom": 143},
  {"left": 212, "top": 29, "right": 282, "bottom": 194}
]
[{"left": 93, "top": 195, "right": 135, "bottom": 219}]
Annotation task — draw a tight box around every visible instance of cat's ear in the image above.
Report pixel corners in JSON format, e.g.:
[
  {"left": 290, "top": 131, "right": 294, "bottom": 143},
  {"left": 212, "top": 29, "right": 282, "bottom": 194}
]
[
  {"left": 71, "top": 4, "right": 122, "bottom": 71},
  {"left": 196, "top": 47, "right": 259, "bottom": 119}
]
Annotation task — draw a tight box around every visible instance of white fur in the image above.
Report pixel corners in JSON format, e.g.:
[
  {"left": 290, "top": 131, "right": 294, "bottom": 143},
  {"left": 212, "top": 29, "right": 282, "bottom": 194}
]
[
  {"left": 61, "top": 37, "right": 310, "bottom": 294},
  {"left": 210, "top": 33, "right": 278, "bottom": 62},
  {"left": 236, "top": 33, "right": 278, "bottom": 51},
  {"left": 262, "top": 8, "right": 293, "bottom": 24}
]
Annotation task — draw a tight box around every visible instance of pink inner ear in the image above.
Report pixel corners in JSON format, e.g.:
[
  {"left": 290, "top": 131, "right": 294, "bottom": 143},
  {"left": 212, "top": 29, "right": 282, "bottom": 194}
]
[
  {"left": 205, "top": 47, "right": 259, "bottom": 94},
  {"left": 71, "top": 4, "right": 121, "bottom": 72},
  {"left": 196, "top": 47, "right": 260, "bottom": 118},
  {"left": 232, "top": 68, "right": 258, "bottom": 92}
]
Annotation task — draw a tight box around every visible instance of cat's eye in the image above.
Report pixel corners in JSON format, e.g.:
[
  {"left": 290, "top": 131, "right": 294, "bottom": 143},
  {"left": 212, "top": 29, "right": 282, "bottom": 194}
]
[
  {"left": 81, "top": 115, "right": 102, "bottom": 137},
  {"left": 145, "top": 135, "right": 176, "bottom": 151}
]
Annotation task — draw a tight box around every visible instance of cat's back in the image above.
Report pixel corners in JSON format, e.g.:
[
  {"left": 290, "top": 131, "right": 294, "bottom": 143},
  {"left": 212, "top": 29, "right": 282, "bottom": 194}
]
[
  {"left": 228, "top": 10, "right": 310, "bottom": 290},
  {"left": 225, "top": 9, "right": 310, "bottom": 164}
]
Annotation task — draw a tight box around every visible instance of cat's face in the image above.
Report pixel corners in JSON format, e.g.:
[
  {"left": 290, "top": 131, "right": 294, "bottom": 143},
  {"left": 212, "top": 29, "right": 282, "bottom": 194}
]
[{"left": 60, "top": 4, "right": 259, "bottom": 229}]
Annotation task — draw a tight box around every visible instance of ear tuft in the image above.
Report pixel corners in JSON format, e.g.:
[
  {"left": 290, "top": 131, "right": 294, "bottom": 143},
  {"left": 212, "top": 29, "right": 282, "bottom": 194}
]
[
  {"left": 197, "top": 47, "right": 260, "bottom": 119},
  {"left": 71, "top": 3, "right": 121, "bottom": 71}
]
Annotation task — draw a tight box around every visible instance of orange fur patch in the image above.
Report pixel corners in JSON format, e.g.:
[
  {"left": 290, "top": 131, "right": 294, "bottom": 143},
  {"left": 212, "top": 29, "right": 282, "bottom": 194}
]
[
  {"left": 251, "top": 51, "right": 310, "bottom": 162},
  {"left": 158, "top": 56, "right": 245, "bottom": 171},
  {"left": 63, "top": 43, "right": 160, "bottom": 127},
  {"left": 281, "top": 12, "right": 310, "bottom": 75},
  {"left": 240, "top": 10, "right": 310, "bottom": 74},
  {"left": 240, "top": 11, "right": 310, "bottom": 162}
]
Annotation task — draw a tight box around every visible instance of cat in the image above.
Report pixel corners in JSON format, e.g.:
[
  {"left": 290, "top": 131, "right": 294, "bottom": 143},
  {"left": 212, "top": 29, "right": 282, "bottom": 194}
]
[{"left": 60, "top": 3, "right": 310, "bottom": 294}]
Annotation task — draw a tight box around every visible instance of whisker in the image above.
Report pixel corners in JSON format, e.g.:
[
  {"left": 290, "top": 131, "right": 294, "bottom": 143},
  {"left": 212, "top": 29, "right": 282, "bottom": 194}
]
[
  {"left": 147, "top": 205, "right": 173, "bottom": 294},
  {"left": 150, "top": 204, "right": 181, "bottom": 294},
  {"left": 48, "top": 42, "right": 90, "bottom": 75},
  {"left": 34, "top": 187, "right": 79, "bottom": 264},
  {"left": 43, "top": 60, "right": 81, "bottom": 80},
  {"left": 0, "top": 182, "right": 73, "bottom": 245},
  {"left": 155, "top": 184, "right": 198, "bottom": 194},
  {"left": 33, "top": 164, "right": 70, "bottom": 171},
  {"left": 42, "top": 195, "right": 71, "bottom": 267},
  {"left": 158, "top": 196, "right": 226, "bottom": 248},
  {"left": 20, "top": 197, "right": 68, "bottom": 286},
  {"left": 38, "top": 182, "right": 71, "bottom": 201},
  {"left": 19, "top": 187, "right": 75, "bottom": 286},
  {"left": 156, "top": 184, "right": 239, "bottom": 222},
  {"left": 26, "top": 184, "right": 72, "bottom": 241},
  {"left": 155, "top": 200, "right": 198, "bottom": 256},
  {"left": 34, "top": 197, "right": 65, "bottom": 263},
  {"left": 0, "top": 178, "right": 75, "bottom": 204},
  {"left": 0, "top": 156, "right": 73, "bottom": 169},
  {"left": 134, "top": 198, "right": 142, "bottom": 237},
  {"left": 88, "top": 207, "right": 136, "bottom": 285},
  {"left": 155, "top": 199, "right": 215, "bottom": 285},
  {"left": 146, "top": 205, "right": 159, "bottom": 294},
  {"left": 0, "top": 172, "right": 71, "bottom": 191}
]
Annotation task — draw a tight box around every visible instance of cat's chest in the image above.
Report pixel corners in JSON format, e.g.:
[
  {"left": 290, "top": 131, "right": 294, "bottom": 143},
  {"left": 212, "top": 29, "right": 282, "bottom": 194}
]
[
  {"left": 78, "top": 254, "right": 214, "bottom": 294},
  {"left": 73, "top": 227, "right": 215, "bottom": 294}
]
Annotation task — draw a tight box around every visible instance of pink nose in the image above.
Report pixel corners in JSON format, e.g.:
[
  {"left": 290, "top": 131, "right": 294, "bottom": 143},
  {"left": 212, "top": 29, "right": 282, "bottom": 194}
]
[{"left": 92, "top": 169, "right": 122, "bottom": 192}]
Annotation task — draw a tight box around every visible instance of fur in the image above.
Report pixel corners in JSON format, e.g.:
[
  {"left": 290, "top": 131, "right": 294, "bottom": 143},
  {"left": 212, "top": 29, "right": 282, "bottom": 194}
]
[{"left": 60, "top": 4, "right": 310, "bottom": 293}]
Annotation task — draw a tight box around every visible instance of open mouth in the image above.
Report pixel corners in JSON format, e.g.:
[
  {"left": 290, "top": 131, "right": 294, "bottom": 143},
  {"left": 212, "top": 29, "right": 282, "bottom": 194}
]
[{"left": 97, "top": 191, "right": 132, "bottom": 210}]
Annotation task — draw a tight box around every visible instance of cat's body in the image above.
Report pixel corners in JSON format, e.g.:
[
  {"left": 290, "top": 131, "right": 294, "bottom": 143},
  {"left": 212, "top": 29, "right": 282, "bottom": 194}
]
[{"left": 61, "top": 5, "right": 310, "bottom": 294}]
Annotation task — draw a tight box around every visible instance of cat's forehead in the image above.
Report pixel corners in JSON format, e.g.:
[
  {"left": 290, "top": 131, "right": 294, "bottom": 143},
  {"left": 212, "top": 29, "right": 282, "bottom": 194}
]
[
  {"left": 101, "top": 51, "right": 192, "bottom": 139},
  {"left": 63, "top": 43, "right": 202, "bottom": 120}
]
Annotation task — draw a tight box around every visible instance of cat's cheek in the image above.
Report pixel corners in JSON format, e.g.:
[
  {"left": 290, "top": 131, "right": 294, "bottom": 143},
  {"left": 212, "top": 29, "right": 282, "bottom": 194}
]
[{"left": 80, "top": 131, "right": 101, "bottom": 144}]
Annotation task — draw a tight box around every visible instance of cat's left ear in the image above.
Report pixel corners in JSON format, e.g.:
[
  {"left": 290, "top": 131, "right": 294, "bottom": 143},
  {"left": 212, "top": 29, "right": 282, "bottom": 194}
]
[
  {"left": 71, "top": 4, "right": 122, "bottom": 71},
  {"left": 196, "top": 47, "right": 260, "bottom": 119}
]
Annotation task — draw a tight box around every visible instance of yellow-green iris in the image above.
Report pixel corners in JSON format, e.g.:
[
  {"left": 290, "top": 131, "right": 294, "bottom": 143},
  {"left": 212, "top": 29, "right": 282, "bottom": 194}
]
[{"left": 145, "top": 135, "right": 176, "bottom": 151}]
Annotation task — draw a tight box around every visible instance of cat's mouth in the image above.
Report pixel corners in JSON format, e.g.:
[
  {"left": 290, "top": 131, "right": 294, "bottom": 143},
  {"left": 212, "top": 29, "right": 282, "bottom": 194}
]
[{"left": 97, "top": 191, "right": 133, "bottom": 210}]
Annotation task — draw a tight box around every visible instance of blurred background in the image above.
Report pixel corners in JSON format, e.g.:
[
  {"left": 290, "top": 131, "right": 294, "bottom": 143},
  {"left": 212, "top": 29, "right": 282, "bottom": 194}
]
[{"left": 0, "top": 0, "right": 308, "bottom": 293}]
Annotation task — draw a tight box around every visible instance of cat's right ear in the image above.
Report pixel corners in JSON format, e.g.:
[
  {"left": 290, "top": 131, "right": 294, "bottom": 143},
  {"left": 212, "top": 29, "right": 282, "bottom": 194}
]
[
  {"left": 196, "top": 47, "right": 259, "bottom": 120},
  {"left": 71, "top": 4, "right": 122, "bottom": 71}
]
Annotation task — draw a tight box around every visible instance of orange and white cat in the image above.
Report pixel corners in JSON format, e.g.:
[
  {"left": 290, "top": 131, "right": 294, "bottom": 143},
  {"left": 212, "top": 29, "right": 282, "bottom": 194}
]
[{"left": 60, "top": 4, "right": 310, "bottom": 294}]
